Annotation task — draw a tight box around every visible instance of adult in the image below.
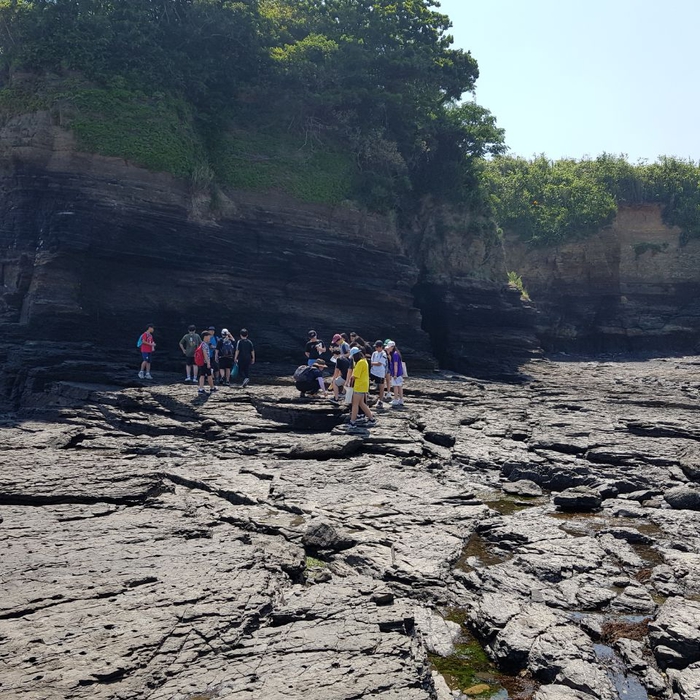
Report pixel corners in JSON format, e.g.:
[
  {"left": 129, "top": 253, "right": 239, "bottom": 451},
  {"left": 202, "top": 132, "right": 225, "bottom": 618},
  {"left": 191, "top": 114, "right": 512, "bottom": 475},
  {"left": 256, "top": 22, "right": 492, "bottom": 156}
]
[
  {"left": 370, "top": 340, "right": 389, "bottom": 409},
  {"left": 138, "top": 323, "right": 155, "bottom": 380},
  {"left": 179, "top": 325, "right": 202, "bottom": 383},
  {"left": 295, "top": 360, "right": 327, "bottom": 397},
  {"left": 234, "top": 328, "right": 255, "bottom": 388},
  {"left": 196, "top": 331, "right": 217, "bottom": 394},
  {"left": 348, "top": 347, "right": 375, "bottom": 428},
  {"left": 217, "top": 330, "right": 236, "bottom": 385},
  {"left": 305, "top": 330, "right": 325, "bottom": 366}
]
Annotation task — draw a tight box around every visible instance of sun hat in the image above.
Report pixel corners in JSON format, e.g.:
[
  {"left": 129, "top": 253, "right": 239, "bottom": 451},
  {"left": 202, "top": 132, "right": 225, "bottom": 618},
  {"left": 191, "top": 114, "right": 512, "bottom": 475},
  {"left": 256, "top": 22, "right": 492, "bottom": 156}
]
[{"left": 349, "top": 347, "right": 362, "bottom": 357}]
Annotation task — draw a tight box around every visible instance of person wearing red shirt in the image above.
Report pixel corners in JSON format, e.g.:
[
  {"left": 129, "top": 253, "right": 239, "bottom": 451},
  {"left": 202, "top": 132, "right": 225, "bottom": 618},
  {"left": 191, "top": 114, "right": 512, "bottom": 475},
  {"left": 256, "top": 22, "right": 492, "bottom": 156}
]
[{"left": 138, "top": 323, "right": 156, "bottom": 379}]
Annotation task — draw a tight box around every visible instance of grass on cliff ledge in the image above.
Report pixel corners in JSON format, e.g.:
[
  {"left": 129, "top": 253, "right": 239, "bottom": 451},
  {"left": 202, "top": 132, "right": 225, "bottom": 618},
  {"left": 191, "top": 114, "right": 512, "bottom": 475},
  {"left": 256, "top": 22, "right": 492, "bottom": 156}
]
[
  {"left": 211, "top": 127, "right": 354, "bottom": 205},
  {"left": 57, "top": 85, "right": 207, "bottom": 179}
]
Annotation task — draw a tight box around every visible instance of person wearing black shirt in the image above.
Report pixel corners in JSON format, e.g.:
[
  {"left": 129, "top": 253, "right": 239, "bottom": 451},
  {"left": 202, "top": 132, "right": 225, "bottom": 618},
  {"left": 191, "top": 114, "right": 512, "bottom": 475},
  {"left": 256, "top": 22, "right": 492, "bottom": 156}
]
[
  {"left": 328, "top": 347, "right": 351, "bottom": 403},
  {"left": 234, "top": 328, "right": 255, "bottom": 387},
  {"left": 304, "top": 330, "right": 325, "bottom": 366}
]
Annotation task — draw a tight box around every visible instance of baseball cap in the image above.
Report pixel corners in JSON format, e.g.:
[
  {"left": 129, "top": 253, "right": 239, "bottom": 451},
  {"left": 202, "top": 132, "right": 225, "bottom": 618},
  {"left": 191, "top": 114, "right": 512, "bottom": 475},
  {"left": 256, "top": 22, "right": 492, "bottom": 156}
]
[
  {"left": 221, "top": 328, "right": 229, "bottom": 336},
  {"left": 385, "top": 339, "right": 395, "bottom": 349},
  {"left": 208, "top": 326, "right": 216, "bottom": 331},
  {"left": 349, "top": 347, "right": 362, "bottom": 356},
  {"left": 332, "top": 333, "right": 342, "bottom": 343},
  {"left": 374, "top": 340, "right": 384, "bottom": 347},
  {"left": 308, "top": 330, "right": 317, "bottom": 338}
]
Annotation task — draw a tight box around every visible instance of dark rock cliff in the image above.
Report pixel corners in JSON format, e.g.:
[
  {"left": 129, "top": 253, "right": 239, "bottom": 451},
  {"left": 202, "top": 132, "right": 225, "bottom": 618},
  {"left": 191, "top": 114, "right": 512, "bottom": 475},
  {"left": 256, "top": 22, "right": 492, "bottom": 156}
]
[
  {"left": 506, "top": 204, "right": 700, "bottom": 353},
  {"left": 0, "top": 111, "right": 538, "bottom": 398}
]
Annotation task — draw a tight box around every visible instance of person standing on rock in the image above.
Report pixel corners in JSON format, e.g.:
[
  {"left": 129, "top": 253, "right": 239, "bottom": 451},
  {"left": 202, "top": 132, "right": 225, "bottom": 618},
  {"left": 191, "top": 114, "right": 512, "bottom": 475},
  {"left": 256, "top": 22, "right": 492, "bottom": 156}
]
[
  {"left": 217, "top": 329, "right": 236, "bottom": 385},
  {"left": 305, "top": 330, "right": 325, "bottom": 366},
  {"left": 137, "top": 323, "right": 156, "bottom": 380},
  {"left": 348, "top": 347, "right": 376, "bottom": 429},
  {"left": 195, "top": 331, "right": 217, "bottom": 394},
  {"left": 207, "top": 326, "right": 220, "bottom": 382},
  {"left": 179, "top": 325, "right": 202, "bottom": 383},
  {"left": 328, "top": 346, "right": 351, "bottom": 404},
  {"left": 385, "top": 340, "right": 404, "bottom": 407},
  {"left": 370, "top": 340, "right": 389, "bottom": 409},
  {"left": 234, "top": 328, "right": 255, "bottom": 388}
]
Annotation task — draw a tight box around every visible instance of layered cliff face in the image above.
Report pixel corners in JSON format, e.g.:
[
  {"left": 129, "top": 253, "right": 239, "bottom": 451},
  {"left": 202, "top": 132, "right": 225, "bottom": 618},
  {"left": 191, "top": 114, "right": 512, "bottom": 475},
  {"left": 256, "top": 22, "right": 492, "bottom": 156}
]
[
  {"left": 506, "top": 204, "right": 700, "bottom": 352},
  {"left": 0, "top": 110, "right": 536, "bottom": 393}
]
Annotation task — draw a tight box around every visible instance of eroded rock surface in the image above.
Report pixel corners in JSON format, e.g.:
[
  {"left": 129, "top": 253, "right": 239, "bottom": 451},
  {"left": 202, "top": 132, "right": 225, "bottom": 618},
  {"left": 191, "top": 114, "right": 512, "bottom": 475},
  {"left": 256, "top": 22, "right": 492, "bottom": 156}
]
[{"left": 2, "top": 354, "right": 700, "bottom": 698}]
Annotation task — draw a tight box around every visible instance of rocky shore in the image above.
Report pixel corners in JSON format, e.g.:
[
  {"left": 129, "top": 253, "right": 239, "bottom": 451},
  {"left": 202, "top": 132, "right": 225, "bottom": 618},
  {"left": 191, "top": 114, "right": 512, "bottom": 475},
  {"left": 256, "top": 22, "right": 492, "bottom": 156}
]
[{"left": 2, "top": 355, "right": 700, "bottom": 699}]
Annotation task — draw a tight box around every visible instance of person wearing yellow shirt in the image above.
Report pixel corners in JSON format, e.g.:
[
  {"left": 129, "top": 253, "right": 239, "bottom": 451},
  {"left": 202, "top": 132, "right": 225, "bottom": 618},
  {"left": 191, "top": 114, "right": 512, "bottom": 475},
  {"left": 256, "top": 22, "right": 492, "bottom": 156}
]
[{"left": 348, "top": 347, "right": 376, "bottom": 429}]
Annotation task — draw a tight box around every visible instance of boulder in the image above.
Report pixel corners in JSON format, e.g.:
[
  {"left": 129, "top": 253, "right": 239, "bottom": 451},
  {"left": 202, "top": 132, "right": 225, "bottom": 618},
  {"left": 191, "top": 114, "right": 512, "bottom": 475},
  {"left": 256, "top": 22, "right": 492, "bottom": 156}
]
[
  {"left": 553, "top": 487, "right": 602, "bottom": 512},
  {"left": 502, "top": 479, "right": 543, "bottom": 497},
  {"left": 649, "top": 597, "right": 700, "bottom": 669},
  {"left": 302, "top": 519, "right": 356, "bottom": 554},
  {"left": 664, "top": 486, "right": 700, "bottom": 511}
]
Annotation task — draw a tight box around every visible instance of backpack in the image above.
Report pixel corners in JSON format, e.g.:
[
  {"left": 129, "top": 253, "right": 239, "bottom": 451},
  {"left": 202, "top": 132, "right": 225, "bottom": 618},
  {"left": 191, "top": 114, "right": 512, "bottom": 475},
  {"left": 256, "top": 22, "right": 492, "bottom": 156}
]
[
  {"left": 194, "top": 343, "right": 206, "bottom": 367},
  {"left": 293, "top": 364, "right": 312, "bottom": 381},
  {"left": 136, "top": 335, "right": 143, "bottom": 348},
  {"left": 220, "top": 339, "right": 234, "bottom": 358}
]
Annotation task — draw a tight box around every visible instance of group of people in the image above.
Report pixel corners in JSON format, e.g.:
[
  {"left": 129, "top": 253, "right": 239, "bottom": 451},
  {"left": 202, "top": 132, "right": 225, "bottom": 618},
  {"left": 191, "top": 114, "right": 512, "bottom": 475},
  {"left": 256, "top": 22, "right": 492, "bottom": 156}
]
[
  {"left": 295, "top": 330, "right": 406, "bottom": 430},
  {"left": 136, "top": 326, "right": 406, "bottom": 428},
  {"left": 137, "top": 324, "right": 255, "bottom": 394}
]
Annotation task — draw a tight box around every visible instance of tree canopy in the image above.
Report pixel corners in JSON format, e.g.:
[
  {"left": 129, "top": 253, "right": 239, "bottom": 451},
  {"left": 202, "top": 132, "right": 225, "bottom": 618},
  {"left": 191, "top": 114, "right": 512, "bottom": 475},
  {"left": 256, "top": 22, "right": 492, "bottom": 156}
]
[
  {"left": 0, "top": 0, "right": 506, "bottom": 212},
  {"left": 485, "top": 154, "right": 700, "bottom": 245}
]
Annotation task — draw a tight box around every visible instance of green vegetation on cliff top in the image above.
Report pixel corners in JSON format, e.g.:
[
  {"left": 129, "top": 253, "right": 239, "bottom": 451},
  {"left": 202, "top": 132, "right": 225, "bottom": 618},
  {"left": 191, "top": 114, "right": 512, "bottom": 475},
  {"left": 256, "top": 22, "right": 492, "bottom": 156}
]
[{"left": 0, "top": 0, "right": 505, "bottom": 212}]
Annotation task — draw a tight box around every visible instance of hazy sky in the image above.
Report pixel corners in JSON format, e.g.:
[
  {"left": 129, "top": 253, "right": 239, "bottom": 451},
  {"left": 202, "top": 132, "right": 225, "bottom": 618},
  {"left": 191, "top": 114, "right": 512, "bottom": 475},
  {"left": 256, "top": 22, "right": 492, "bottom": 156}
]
[{"left": 437, "top": 0, "right": 700, "bottom": 162}]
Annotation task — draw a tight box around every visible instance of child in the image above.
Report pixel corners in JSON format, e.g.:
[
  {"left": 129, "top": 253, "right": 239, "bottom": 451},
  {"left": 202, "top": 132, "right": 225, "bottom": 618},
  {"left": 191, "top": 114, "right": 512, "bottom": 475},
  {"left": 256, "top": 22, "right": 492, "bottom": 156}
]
[
  {"left": 370, "top": 340, "right": 388, "bottom": 409},
  {"left": 196, "top": 331, "right": 218, "bottom": 394},
  {"left": 348, "top": 347, "right": 376, "bottom": 428},
  {"left": 234, "top": 328, "right": 255, "bottom": 387},
  {"left": 138, "top": 323, "right": 156, "bottom": 379},
  {"left": 179, "top": 325, "right": 201, "bottom": 383},
  {"left": 385, "top": 340, "right": 404, "bottom": 407},
  {"left": 329, "top": 346, "right": 351, "bottom": 404},
  {"left": 217, "top": 330, "right": 236, "bottom": 385}
]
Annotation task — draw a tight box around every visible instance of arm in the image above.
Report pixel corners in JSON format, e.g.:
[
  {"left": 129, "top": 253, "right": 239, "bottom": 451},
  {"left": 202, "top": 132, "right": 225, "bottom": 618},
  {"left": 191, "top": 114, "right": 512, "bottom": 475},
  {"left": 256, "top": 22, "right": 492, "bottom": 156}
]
[
  {"left": 251, "top": 349, "right": 255, "bottom": 364},
  {"left": 179, "top": 339, "right": 186, "bottom": 354}
]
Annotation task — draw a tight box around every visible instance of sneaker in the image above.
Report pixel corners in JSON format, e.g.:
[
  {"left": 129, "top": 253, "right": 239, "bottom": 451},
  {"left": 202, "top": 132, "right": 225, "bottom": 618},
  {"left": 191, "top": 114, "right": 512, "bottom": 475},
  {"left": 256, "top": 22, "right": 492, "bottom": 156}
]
[
  {"left": 391, "top": 399, "right": 401, "bottom": 407},
  {"left": 242, "top": 378, "right": 250, "bottom": 387},
  {"left": 348, "top": 421, "right": 357, "bottom": 428},
  {"left": 198, "top": 388, "right": 206, "bottom": 394},
  {"left": 356, "top": 416, "right": 368, "bottom": 424},
  {"left": 376, "top": 401, "right": 384, "bottom": 409},
  {"left": 366, "top": 419, "right": 377, "bottom": 427},
  {"left": 138, "top": 370, "right": 145, "bottom": 379},
  {"left": 145, "top": 373, "right": 153, "bottom": 380},
  {"left": 329, "top": 398, "right": 340, "bottom": 406},
  {"left": 210, "top": 386, "right": 218, "bottom": 393},
  {"left": 185, "top": 377, "right": 191, "bottom": 383}
]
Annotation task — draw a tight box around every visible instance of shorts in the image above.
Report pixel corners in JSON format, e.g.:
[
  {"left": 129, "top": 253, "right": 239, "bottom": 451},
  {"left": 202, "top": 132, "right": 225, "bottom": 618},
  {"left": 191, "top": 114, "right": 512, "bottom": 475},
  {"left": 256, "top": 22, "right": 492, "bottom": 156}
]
[
  {"left": 371, "top": 374, "right": 385, "bottom": 384},
  {"left": 141, "top": 352, "right": 152, "bottom": 363},
  {"left": 198, "top": 365, "right": 211, "bottom": 377},
  {"left": 307, "top": 358, "right": 318, "bottom": 366},
  {"left": 185, "top": 356, "right": 195, "bottom": 367},
  {"left": 219, "top": 357, "right": 234, "bottom": 369},
  {"left": 333, "top": 376, "right": 346, "bottom": 387},
  {"left": 391, "top": 376, "right": 404, "bottom": 387},
  {"left": 210, "top": 358, "right": 219, "bottom": 372}
]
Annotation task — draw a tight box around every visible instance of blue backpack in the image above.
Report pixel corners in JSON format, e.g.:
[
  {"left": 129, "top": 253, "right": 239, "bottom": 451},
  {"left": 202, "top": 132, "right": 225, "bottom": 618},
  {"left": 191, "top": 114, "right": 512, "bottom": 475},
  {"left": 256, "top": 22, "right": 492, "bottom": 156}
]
[{"left": 136, "top": 335, "right": 143, "bottom": 348}]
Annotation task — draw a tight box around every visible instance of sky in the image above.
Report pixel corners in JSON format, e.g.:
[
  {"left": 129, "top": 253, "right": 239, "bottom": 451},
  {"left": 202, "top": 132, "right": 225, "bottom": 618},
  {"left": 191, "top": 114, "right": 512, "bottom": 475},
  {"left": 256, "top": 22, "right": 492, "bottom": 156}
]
[{"left": 437, "top": 0, "right": 700, "bottom": 163}]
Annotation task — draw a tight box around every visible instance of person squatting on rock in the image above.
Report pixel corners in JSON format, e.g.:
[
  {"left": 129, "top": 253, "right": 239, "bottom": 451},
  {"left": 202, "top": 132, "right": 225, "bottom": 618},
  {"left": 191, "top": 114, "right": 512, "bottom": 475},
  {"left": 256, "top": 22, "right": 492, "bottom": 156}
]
[
  {"left": 217, "top": 329, "right": 236, "bottom": 385},
  {"left": 179, "top": 325, "right": 202, "bottom": 383},
  {"left": 194, "top": 331, "right": 218, "bottom": 395},
  {"left": 234, "top": 328, "right": 255, "bottom": 388},
  {"left": 347, "top": 347, "right": 376, "bottom": 428},
  {"left": 294, "top": 360, "right": 328, "bottom": 397},
  {"left": 304, "top": 330, "right": 326, "bottom": 366},
  {"left": 137, "top": 323, "right": 156, "bottom": 379}
]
